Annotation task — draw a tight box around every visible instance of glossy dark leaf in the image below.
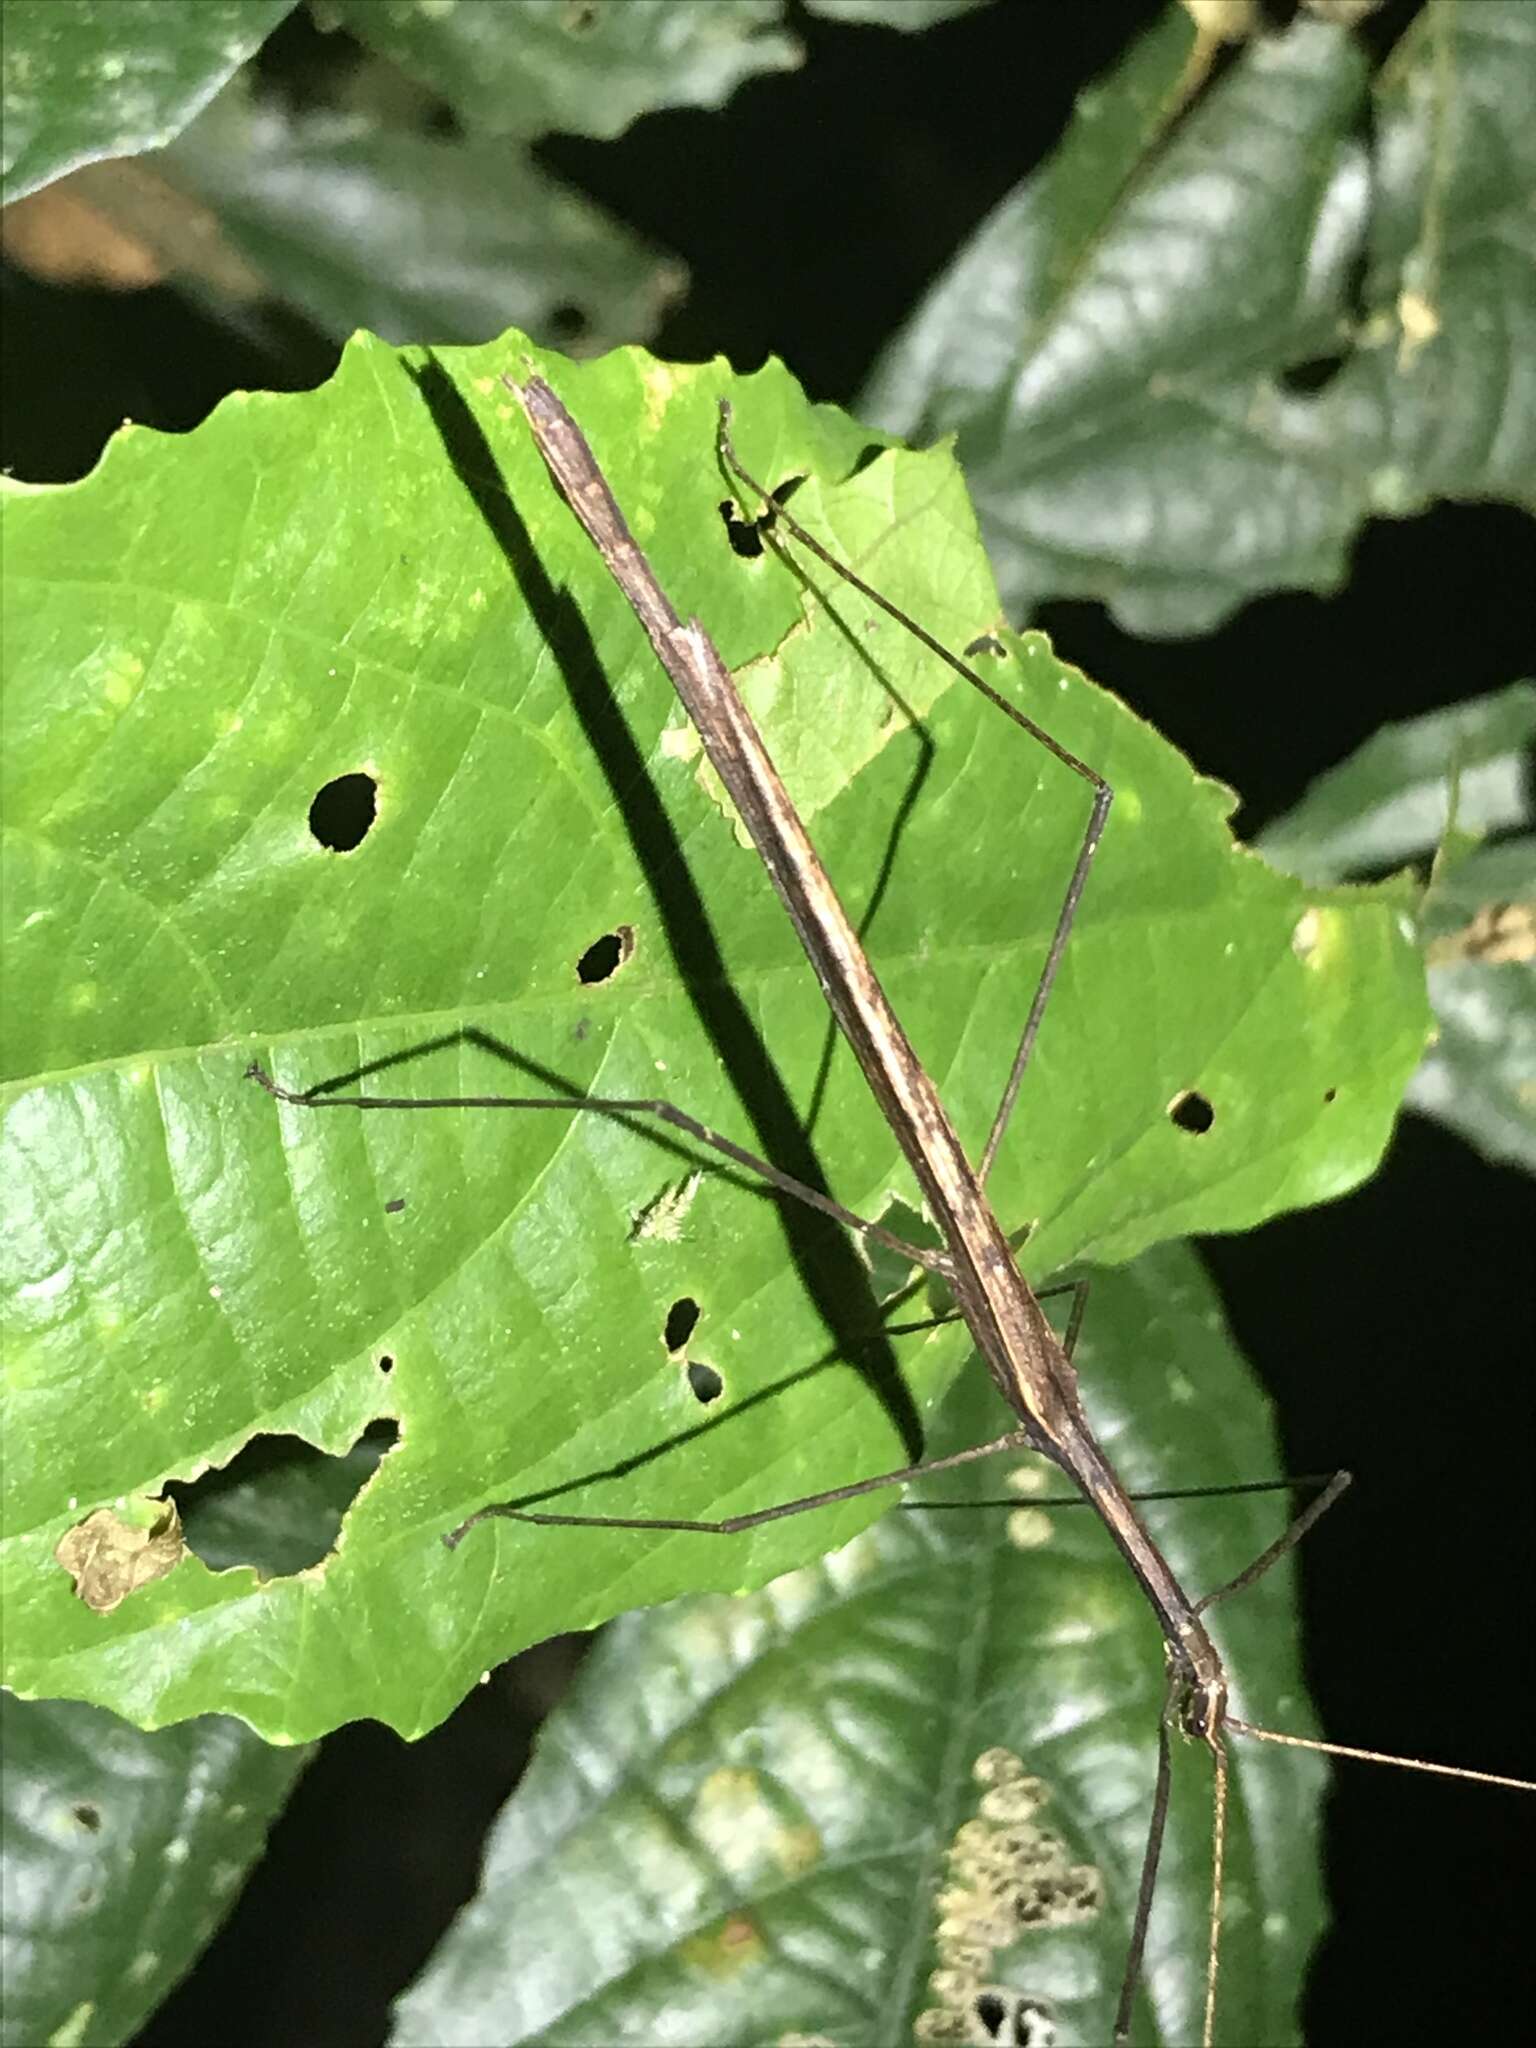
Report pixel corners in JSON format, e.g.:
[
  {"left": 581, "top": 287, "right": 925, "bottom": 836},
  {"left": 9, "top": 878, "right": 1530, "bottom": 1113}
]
[
  {"left": 861, "top": 3, "right": 1536, "bottom": 632},
  {"left": 1259, "top": 682, "right": 1536, "bottom": 1170},
  {"left": 0, "top": 0, "right": 292, "bottom": 205},
  {"left": 0, "top": 1694, "right": 309, "bottom": 2048},
  {"left": 391, "top": 1246, "right": 1325, "bottom": 2048}
]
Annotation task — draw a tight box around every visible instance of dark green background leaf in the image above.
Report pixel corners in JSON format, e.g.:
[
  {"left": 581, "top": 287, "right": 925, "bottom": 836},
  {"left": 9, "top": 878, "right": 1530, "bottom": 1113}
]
[
  {"left": 1410, "top": 838, "right": 1536, "bottom": 1170},
  {"left": 1, "top": 332, "right": 1427, "bottom": 1742},
  {"left": 861, "top": 2, "right": 1536, "bottom": 632},
  {"left": 0, "top": 0, "right": 294, "bottom": 205},
  {"left": 1259, "top": 682, "right": 1536, "bottom": 1171},
  {"left": 390, "top": 1247, "right": 1325, "bottom": 2048},
  {"left": 1256, "top": 679, "right": 1536, "bottom": 883},
  {"left": 332, "top": 0, "right": 800, "bottom": 144},
  {"left": 0, "top": 1694, "right": 310, "bottom": 2048},
  {"left": 161, "top": 79, "right": 684, "bottom": 349}
]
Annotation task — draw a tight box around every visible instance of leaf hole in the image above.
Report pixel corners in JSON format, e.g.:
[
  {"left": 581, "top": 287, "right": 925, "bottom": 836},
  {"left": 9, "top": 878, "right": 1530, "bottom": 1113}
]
[
  {"left": 576, "top": 924, "right": 634, "bottom": 984},
  {"left": 686, "top": 1361, "right": 724, "bottom": 1405},
  {"left": 71, "top": 1802, "right": 102, "bottom": 1832},
  {"left": 1278, "top": 353, "right": 1348, "bottom": 395},
  {"left": 970, "top": 1990, "right": 1055, "bottom": 2047},
  {"left": 1167, "top": 1089, "right": 1215, "bottom": 1135},
  {"left": 377, "top": 1354, "right": 395, "bottom": 1375},
  {"left": 308, "top": 771, "right": 377, "bottom": 853},
  {"left": 384, "top": 1196, "right": 406, "bottom": 1215},
  {"left": 663, "top": 1297, "right": 700, "bottom": 1353},
  {"left": 1323, "top": 1086, "right": 1338, "bottom": 1105},
  {"left": 719, "top": 498, "right": 772, "bottom": 558},
  {"left": 166, "top": 1420, "right": 400, "bottom": 1579},
  {"left": 964, "top": 632, "right": 1007, "bottom": 658},
  {"left": 545, "top": 302, "right": 589, "bottom": 347}
]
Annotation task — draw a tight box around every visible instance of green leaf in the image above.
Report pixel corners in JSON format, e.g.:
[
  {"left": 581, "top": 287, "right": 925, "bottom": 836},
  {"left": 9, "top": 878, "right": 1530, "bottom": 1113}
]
[
  {"left": 330, "top": 0, "right": 800, "bottom": 144},
  {"left": 0, "top": 1694, "right": 310, "bottom": 2048},
  {"left": 390, "top": 1246, "right": 1325, "bottom": 2048},
  {"left": 161, "top": 78, "right": 684, "bottom": 350},
  {"left": 0, "top": 0, "right": 293, "bottom": 205},
  {"left": 1410, "top": 838, "right": 1536, "bottom": 1170},
  {"left": 1256, "top": 679, "right": 1536, "bottom": 883},
  {"left": 860, "top": 2, "right": 1536, "bottom": 632},
  {"left": 0, "top": 331, "right": 1427, "bottom": 1741},
  {"left": 1258, "top": 683, "right": 1536, "bottom": 1171}
]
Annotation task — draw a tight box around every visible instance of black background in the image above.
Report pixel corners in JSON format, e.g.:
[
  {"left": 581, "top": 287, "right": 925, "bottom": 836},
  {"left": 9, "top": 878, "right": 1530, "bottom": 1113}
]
[{"left": 7, "top": 2, "right": 1530, "bottom": 2044}]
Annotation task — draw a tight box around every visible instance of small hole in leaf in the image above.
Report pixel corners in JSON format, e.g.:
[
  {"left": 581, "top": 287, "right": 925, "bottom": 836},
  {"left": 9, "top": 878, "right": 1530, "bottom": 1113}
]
[
  {"left": 1323, "top": 1086, "right": 1338, "bottom": 1105},
  {"left": 378, "top": 1354, "right": 395, "bottom": 1375},
  {"left": 965, "top": 632, "right": 1006, "bottom": 658},
  {"left": 663, "top": 1297, "right": 700, "bottom": 1352},
  {"left": 576, "top": 925, "right": 634, "bottom": 985},
  {"left": 384, "top": 1196, "right": 406, "bottom": 1215},
  {"left": 1278, "top": 353, "right": 1347, "bottom": 395},
  {"left": 686, "top": 1361, "right": 723, "bottom": 1405},
  {"left": 72, "top": 1802, "right": 102, "bottom": 1832},
  {"left": 1168, "top": 1089, "right": 1215, "bottom": 1135},
  {"left": 546, "top": 302, "right": 588, "bottom": 346},
  {"left": 719, "top": 498, "right": 771, "bottom": 558},
  {"left": 166, "top": 1421, "right": 400, "bottom": 1578},
  {"left": 973, "top": 1992, "right": 1007, "bottom": 2040},
  {"left": 308, "top": 772, "right": 377, "bottom": 853}
]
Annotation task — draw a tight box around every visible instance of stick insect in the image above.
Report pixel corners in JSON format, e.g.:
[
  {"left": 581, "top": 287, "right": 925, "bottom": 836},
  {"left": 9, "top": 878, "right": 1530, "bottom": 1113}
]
[{"left": 251, "top": 374, "right": 1532, "bottom": 2043}]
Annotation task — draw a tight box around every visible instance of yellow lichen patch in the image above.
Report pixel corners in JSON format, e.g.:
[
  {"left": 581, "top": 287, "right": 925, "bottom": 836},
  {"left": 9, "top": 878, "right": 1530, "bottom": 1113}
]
[
  {"left": 1427, "top": 901, "right": 1536, "bottom": 968},
  {"left": 915, "top": 1746, "right": 1101, "bottom": 2044},
  {"left": 1291, "top": 903, "right": 1346, "bottom": 970},
  {"left": 771, "top": 1820, "right": 822, "bottom": 1879},
  {"left": 1006, "top": 1508, "right": 1054, "bottom": 1551},
  {"left": 679, "top": 1910, "right": 766, "bottom": 1979},
  {"left": 48, "top": 2004, "right": 96, "bottom": 2048}
]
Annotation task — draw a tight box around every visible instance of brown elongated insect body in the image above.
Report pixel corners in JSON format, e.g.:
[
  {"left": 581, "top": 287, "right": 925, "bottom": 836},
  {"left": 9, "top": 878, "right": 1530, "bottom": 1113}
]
[
  {"left": 509, "top": 372, "right": 1231, "bottom": 2034},
  {"left": 252, "top": 369, "right": 1535, "bottom": 2046}
]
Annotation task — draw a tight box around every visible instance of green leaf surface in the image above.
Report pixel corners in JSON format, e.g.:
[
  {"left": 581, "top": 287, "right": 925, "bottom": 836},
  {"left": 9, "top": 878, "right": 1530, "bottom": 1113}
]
[
  {"left": 331, "top": 0, "right": 800, "bottom": 144},
  {"left": 161, "top": 78, "right": 684, "bottom": 350},
  {"left": 1259, "top": 682, "right": 1536, "bottom": 1171},
  {"left": 1410, "top": 838, "right": 1536, "bottom": 1170},
  {"left": 1256, "top": 678, "right": 1536, "bottom": 883},
  {"left": 390, "top": 1246, "right": 1325, "bottom": 2048},
  {"left": 0, "top": 0, "right": 293, "bottom": 205},
  {"left": 860, "top": 2, "right": 1536, "bottom": 632},
  {"left": 805, "top": 0, "right": 988, "bottom": 25},
  {"left": 0, "top": 1693, "right": 310, "bottom": 2048},
  {"left": 1, "top": 331, "right": 1427, "bottom": 1741}
]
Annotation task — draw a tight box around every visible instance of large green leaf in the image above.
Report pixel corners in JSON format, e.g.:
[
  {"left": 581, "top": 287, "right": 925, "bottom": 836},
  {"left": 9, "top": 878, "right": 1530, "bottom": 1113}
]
[
  {"left": 1, "top": 331, "right": 1427, "bottom": 1741},
  {"left": 861, "top": 1, "right": 1536, "bottom": 632},
  {"left": 390, "top": 1247, "right": 1325, "bottom": 2048},
  {"left": 331, "top": 0, "right": 800, "bottom": 144},
  {"left": 0, "top": 1693, "right": 310, "bottom": 2048},
  {"left": 161, "top": 78, "right": 684, "bottom": 350},
  {"left": 0, "top": 0, "right": 293, "bottom": 205}
]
